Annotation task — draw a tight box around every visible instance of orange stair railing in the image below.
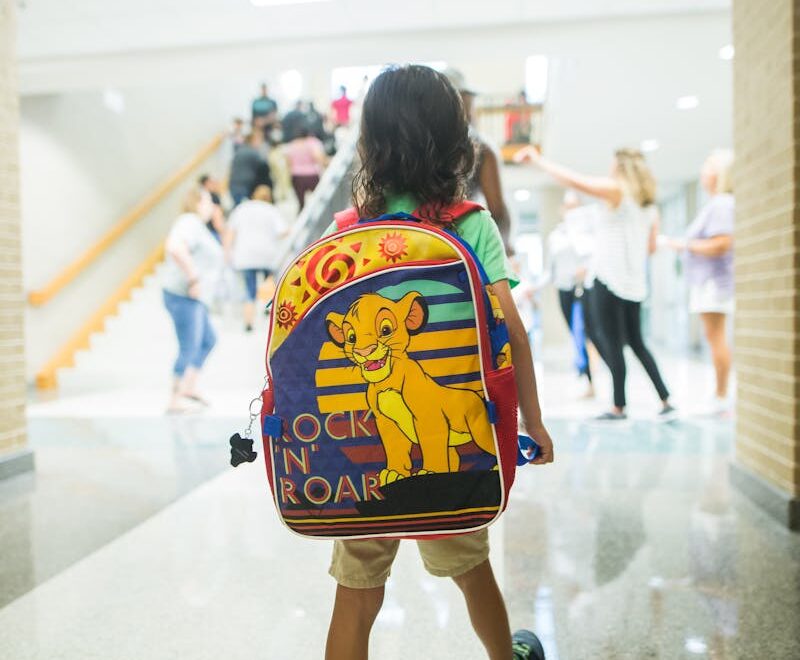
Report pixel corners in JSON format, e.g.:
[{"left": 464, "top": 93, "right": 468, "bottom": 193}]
[
  {"left": 28, "top": 132, "right": 225, "bottom": 307},
  {"left": 32, "top": 132, "right": 226, "bottom": 389}
]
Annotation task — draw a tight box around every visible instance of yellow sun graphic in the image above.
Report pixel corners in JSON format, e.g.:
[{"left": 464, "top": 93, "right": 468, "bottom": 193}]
[
  {"left": 275, "top": 300, "right": 299, "bottom": 329},
  {"left": 378, "top": 232, "right": 409, "bottom": 263}
]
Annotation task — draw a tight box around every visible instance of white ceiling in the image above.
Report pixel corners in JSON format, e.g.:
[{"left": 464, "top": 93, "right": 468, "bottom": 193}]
[
  {"left": 18, "top": 0, "right": 730, "bottom": 59},
  {"left": 15, "top": 1, "right": 733, "bottom": 193}
]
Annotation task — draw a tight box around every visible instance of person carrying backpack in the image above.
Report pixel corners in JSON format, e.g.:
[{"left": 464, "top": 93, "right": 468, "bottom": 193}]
[{"left": 315, "top": 65, "right": 554, "bottom": 660}]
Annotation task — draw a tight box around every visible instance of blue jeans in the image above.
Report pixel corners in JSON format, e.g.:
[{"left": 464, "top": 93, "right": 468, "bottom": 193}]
[
  {"left": 163, "top": 290, "right": 217, "bottom": 376},
  {"left": 240, "top": 269, "right": 271, "bottom": 301},
  {"left": 230, "top": 187, "right": 250, "bottom": 207}
]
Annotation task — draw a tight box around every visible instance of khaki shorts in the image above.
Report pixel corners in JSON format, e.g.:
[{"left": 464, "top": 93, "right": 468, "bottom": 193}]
[{"left": 329, "top": 529, "right": 490, "bottom": 589}]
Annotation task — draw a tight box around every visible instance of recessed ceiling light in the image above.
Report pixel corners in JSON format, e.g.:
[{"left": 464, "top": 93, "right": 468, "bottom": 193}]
[
  {"left": 103, "top": 88, "right": 125, "bottom": 114},
  {"left": 640, "top": 139, "right": 660, "bottom": 153},
  {"left": 676, "top": 95, "right": 699, "bottom": 110},
  {"left": 514, "top": 189, "right": 532, "bottom": 202},
  {"left": 685, "top": 637, "right": 708, "bottom": 655},
  {"left": 719, "top": 44, "right": 735, "bottom": 60},
  {"left": 251, "top": 0, "right": 332, "bottom": 6}
]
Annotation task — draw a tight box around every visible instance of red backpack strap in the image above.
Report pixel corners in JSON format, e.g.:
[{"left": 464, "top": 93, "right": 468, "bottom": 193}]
[
  {"left": 337, "top": 201, "right": 483, "bottom": 229},
  {"left": 413, "top": 201, "right": 484, "bottom": 223},
  {"left": 334, "top": 207, "right": 360, "bottom": 230}
]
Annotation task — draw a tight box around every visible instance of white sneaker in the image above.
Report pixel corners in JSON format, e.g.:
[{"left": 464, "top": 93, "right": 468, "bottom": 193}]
[{"left": 709, "top": 396, "right": 731, "bottom": 415}]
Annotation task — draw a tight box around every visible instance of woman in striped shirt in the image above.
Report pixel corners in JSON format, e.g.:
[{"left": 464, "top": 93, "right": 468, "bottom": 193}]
[{"left": 515, "top": 146, "right": 675, "bottom": 421}]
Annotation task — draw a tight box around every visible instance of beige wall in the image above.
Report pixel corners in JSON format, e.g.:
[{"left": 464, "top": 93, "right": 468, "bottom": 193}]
[
  {"left": 20, "top": 91, "right": 228, "bottom": 379},
  {"left": 0, "top": 0, "right": 28, "bottom": 459},
  {"left": 733, "top": 0, "right": 799, "bottom": 500}
]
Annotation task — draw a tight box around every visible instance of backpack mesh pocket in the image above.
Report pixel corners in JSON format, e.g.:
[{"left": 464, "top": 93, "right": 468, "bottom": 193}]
[{"left": 485, "top": 365, "right": 518, "bottom": 499}]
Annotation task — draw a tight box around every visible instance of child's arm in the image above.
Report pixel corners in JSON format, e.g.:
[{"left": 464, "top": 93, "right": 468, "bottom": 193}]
[{"left": 491, "top": 279, "right": 554, "bottom": 465}]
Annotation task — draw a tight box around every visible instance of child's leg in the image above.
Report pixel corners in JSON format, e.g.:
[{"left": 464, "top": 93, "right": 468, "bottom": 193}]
[
  {"left": 418, "top": 530, "right": 513, "bottom": 659},
  {"left": 325, "top": 584, "right": 385, "bottom": 660},
  {"left": 452, "top": 559, "right": 513, "bottom": 660},
  {"left": 326, "top": 538, "right": 400, "bottom": 660}
]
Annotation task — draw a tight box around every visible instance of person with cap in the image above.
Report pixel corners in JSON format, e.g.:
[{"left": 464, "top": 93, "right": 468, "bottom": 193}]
[{"left": 444, "top": 67, "right": 514, "bottom": 255}]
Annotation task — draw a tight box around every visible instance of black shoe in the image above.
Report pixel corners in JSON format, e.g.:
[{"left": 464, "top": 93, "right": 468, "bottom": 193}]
[
  {"left": 244, "top": 324, "right": 253, "bottom": 333},
  {"left": 512, "top": 629, "right": 545, "bottom": 660},
  {"left": 657, "top": 404, "right": 678, "bottom": 422}
]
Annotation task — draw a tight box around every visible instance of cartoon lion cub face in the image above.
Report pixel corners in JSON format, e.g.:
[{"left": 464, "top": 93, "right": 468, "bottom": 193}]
[{"left": 326, "top": 292, "right": 428, "bottom": 383}]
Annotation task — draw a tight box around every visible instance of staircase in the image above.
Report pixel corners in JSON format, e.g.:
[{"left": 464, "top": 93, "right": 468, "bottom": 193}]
[
  {"left": 30, "top": 133, "right": 227, "bottom": 390},
  {"left": 29, "top": 129, "right": 360, "bottom": 416},
  {"left": 37, "top": 266, "right": 269, "bottom": 417}
]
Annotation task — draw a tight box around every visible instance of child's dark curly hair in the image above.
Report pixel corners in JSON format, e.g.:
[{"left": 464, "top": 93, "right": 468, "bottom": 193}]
[{"left": 352, "top": 65, "right": 476, "bottom": 221}]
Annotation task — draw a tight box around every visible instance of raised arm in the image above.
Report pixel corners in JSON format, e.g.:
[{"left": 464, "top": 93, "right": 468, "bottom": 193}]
[{"left": 515, "top": 146, "right": 622, "bottom": 206}]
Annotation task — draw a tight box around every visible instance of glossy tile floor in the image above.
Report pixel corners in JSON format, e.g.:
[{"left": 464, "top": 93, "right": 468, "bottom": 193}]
[
  {"left": 3, "top": 341, "right": 799, "bottom": 659},
  {"left": 0, "top": 417, "right": 232, "bottom": 609}
]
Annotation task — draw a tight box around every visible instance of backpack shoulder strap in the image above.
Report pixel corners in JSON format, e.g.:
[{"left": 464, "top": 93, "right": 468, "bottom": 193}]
[
  {"left": 413, "top": 201, "right": 485, "bottom": 223},
  {"left": 335, "top": 201, "right": 484, "bottom": 230},
  {"left": 334, "top": 207, "right": 360, "bottom": 231}
]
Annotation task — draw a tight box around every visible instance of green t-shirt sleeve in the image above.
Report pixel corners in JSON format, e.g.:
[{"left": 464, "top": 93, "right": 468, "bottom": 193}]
[
  {"left": 321, "top": 220, "right": 337, "bottom": 237},
  {"left": 457, "top": 210, "right": 518, "bottom": 287}
]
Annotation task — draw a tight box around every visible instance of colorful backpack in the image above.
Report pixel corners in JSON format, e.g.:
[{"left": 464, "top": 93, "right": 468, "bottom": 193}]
[{"left": 254, "top": 203, "right": 522, "bottom": 540}]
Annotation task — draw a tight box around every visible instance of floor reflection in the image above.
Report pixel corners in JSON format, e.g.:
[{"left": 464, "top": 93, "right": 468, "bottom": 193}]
[
  {"left": 506, "top": 417, "right": 800, "bottom": 659},
  {"left": 0, "top": 414, "right": 798, "bottom": 658},
  {"left": 0, "top": 416, "right": 233, "bottom": 607}
]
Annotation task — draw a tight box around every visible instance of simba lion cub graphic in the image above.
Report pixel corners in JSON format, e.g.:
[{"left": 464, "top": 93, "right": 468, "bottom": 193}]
[{"left": 326, "top": 292, "right": 497, "bottom": 486}]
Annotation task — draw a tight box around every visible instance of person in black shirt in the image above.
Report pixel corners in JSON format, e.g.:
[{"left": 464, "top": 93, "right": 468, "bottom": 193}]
[
  {"left": 228, "top": 132, "right": 273, "bottom": 206},
  {"left": 306, "top": 101, "right": 326, "bottom": 141},
  {"left": 281, "top": 100, "right": 308, "bottom": 143}
]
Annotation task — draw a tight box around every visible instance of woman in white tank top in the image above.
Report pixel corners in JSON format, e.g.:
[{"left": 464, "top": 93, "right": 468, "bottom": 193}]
[{"left": 515, "top": 146, "right": 674, "bottom": 421}]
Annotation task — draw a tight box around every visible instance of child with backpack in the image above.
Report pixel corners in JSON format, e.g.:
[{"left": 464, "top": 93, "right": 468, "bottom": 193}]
[{"left": 316, "top": 65, "right": 554, "bottom": 660}]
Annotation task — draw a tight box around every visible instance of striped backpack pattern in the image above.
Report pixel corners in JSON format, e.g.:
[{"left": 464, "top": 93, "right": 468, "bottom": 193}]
[{"left": 259, "top": 204, "right": 520, "bottom": 539}]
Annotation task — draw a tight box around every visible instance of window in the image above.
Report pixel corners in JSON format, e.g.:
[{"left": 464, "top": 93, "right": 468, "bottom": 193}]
[
  {"left": 524, "top": 55, "right": 549, "bottom": 104},
  {"left": 330, "top": 61, "right": 447, "bottom": 99}
]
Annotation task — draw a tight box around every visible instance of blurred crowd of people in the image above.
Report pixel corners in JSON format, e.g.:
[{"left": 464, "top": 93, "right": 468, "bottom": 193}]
[
  {"left": 515, "top": 146, "right": 735, "bottom": 420},
  {"left": 159, "top": 81, "right": 359, "bottom": 412},
  {"left": 157, "top": 72, "right": 735, "bottom": 420},
  {"left": 443, "top": 66, "right": 736, "bottom": 421},
  {"left": 228, "top": 82, "right": 355, "bottom": 212}
]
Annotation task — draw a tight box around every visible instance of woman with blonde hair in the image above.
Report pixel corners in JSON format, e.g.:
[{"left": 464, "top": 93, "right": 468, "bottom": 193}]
[
  {"left": 516, "top": 146, "right": 674, "bottom": 420},
  {"left": 663, "top": 149, "right": 735, "bottom": 412},
  {"left": 161, "top": 187, "right": 224, "bottom": 412}
]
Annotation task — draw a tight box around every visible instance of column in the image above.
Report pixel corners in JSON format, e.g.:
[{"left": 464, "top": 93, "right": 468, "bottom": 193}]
[
  {"left": 0, "top": 0, "right": 32, "bottom": 479},
  {"left": 730, "top": 0, "right": 799, "bottom": 528},
  {"left": 537, "top": 185, "right": 571, "bottom": 348}
]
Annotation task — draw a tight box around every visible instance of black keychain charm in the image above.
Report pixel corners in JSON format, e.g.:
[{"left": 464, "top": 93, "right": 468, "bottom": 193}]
[
  {"left": 229, "top": 384, "right": 266, "bottom": 468},
  {"left": 229, "top": 433, "right": 257, "bottom": 467}
]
